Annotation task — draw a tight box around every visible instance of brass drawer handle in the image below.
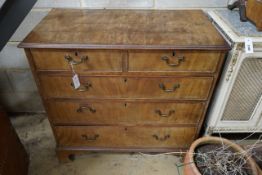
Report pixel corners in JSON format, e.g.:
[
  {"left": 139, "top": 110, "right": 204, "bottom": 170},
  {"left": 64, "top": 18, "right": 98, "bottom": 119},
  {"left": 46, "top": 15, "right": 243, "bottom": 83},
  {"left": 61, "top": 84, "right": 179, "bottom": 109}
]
[
  {"left": 65, "top": 55, "right": 88, "bottom": 65},
  {"left": 155, "top": 109, "right": 175, "bottom": 117},
  {"left": 152, "top": 134, "right": 170, "bottom": 141},
  {"left": 161, "top": 55, "right": 185, "bottom": 67},
  {"left": 159, "top": 83, "right": 180, "bottom": 92},
  {"left": 81, "top": 134, "right": 99, "bottom": 141},
  {"left": 77, "top": 105, "right": 96, "bottom": 113},
  {"left": 70, "top": 82, "right": 92, "bottom": 92}
]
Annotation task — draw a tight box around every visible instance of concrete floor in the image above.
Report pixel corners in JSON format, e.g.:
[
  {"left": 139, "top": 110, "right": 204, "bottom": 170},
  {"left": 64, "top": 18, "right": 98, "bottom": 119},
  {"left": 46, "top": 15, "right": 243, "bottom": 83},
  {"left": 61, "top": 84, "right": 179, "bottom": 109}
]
[{"left": 11, "top": 114, "right": 184, "bottom": 175}]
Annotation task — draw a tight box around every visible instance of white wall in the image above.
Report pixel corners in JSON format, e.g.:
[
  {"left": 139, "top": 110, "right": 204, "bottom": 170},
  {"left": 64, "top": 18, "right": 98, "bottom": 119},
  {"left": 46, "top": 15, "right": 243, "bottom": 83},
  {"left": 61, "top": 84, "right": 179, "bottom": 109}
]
[{"left": 0, "top": 0, "right": 228, "bottom": 112}]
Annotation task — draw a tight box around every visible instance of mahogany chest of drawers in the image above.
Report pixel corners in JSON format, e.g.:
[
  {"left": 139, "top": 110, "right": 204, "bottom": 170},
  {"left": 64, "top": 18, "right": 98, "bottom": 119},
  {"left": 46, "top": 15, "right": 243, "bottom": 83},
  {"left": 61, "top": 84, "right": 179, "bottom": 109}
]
[
  {"left": 0, "top": 107, "right": 29, "bottom": 174},
  {"left": 246, "top": 0, "right": 262, "bottom": 31},
  {"left": 19, "top": 9, "right": 229, "bottom": 162}
]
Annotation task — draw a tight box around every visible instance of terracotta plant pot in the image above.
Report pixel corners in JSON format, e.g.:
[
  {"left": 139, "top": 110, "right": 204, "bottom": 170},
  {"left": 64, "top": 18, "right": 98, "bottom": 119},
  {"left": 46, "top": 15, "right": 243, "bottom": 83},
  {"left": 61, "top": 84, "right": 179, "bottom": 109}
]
[{"left": 184, "top": 136, "right": 259, "bottom": 175}]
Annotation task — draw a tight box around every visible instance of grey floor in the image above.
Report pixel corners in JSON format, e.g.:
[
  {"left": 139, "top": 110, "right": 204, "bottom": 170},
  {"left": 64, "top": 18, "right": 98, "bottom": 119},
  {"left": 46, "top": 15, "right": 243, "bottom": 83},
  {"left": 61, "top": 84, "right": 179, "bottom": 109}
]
[{"left": 11, "top": 114, "right": 184, "bottom": 175}]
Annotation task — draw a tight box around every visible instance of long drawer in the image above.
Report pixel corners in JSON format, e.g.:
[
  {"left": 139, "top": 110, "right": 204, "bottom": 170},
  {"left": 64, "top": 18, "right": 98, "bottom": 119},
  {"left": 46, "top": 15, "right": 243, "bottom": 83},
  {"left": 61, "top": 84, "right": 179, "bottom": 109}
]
[
  {"left": 129, "top": 50, "right": 221, "bottom": 73},
  {"left": 47, "top": 100, "right": 205, "bottom": 125},
  {"left": 39, "top": 75, "right": 213, "bottom": 100},
  {"left": 55, "top": 126, "right": 196, "bottom": 148},
  {"left": 31, "top": 49, "right": 123, "bottom": 72}
]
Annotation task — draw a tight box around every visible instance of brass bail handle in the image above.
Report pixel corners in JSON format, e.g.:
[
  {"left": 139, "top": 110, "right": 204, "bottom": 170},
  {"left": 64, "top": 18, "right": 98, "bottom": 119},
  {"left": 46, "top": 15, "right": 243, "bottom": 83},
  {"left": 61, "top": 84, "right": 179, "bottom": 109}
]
[
  {"left": 64, "top": 55, "right": 88, "bottom": 65},
  {"left": 152, "top": 134, "right": 170, "bottom": 141},
  {"left": 81, "top": 134, "right": 99, "bottom": 141},
  {"left": 77, "top": 105, "right": 96, "bottom": 113},
  {"left": 161, "top": 51, "right": 185, "bottom": 67},
  {"left": 155, "top": 109, "right": 175, "bottom": 117},
  {"left": 70, "top": 82, "right": 92, "bottom": 92},
  {"left": 159, "top": 83, "right": 180, "bottom": 92}
]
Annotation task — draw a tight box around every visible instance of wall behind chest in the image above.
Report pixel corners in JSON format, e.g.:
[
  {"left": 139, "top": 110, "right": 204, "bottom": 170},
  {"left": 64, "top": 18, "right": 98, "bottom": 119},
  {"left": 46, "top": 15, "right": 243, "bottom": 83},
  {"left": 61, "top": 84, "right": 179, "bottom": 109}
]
[{"left": 0, "top": 0, "right": 228, "bottom": 112}]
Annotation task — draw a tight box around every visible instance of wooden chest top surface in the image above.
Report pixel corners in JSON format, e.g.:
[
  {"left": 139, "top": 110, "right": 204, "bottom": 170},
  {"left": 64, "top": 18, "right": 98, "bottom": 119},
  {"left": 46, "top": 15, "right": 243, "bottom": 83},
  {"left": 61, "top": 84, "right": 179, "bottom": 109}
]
[{"left": 19, "top": 9, "right": 229, "bottom": 50}]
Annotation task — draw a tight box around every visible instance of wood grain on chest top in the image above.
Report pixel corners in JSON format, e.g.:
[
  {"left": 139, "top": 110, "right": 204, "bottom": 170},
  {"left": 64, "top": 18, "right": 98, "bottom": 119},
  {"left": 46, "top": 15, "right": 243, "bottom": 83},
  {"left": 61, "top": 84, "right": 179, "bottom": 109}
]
[{"left": 19, "top": 9, "right": 229, "bottom": 50}]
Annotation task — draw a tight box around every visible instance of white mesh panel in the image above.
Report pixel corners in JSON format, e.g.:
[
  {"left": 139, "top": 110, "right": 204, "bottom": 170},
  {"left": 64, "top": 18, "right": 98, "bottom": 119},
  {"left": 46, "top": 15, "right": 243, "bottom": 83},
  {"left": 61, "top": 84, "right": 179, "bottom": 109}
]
[{"left": 222, "top": 57, "right": 262, "bottom": 121}]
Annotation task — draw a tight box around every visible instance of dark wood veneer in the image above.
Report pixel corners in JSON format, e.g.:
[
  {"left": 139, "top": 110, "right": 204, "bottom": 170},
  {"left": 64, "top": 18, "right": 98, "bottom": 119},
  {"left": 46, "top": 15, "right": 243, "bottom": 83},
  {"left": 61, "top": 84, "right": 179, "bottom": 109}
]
[{"left": 0, "top": 107, "right": 29, "bottom": 175}]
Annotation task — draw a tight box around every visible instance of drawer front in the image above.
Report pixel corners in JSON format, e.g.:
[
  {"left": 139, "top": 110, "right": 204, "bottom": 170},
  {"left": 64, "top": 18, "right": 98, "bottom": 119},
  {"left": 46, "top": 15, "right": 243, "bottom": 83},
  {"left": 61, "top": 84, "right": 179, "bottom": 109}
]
[
  {"left": 55, "top": 126, "right": 196, "bottom": 148},
  {"left": 39, "top": 75, "right": 126, "bottom": 98},
  {"left": 47, "top": 100, "right": 205, "bottom": 125},
  {"left": 129, "top": 51, "right": 221, "bottom": 73},
  {"left": 126, "top": 77, "right": 213, "bottom": 100},
  {"left": 31, "top": 49, "right": 123, "bottom": 72},
  {"left": 39, "top": 75, "right": 213, "bottom": 100}
]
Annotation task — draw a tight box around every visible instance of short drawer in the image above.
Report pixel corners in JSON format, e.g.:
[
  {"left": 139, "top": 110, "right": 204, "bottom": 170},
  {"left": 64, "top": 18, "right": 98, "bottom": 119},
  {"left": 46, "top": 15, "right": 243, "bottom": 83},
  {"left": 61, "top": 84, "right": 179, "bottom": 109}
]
[
  {"left": 39, "top": 75, "right": 213, "bottom": 100},
  {"left": 129, "top": 50, "right": 222, "bottom": 73},
  {"left": 31, "top": 49, "right": 123, "bottom": 72},
  {"left": 47, "top": 100, "right": 205, "bottom": 125},
  {"left": 55, "top": 126, "right": 196, "bottom": 148}
]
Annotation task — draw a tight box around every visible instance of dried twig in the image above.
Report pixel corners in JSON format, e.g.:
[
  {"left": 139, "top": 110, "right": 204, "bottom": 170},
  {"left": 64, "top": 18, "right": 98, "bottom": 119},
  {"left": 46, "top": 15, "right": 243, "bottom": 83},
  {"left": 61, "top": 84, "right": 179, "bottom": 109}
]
[{"left": 176, "top": 133, "right": 262, "bottom": 175}]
